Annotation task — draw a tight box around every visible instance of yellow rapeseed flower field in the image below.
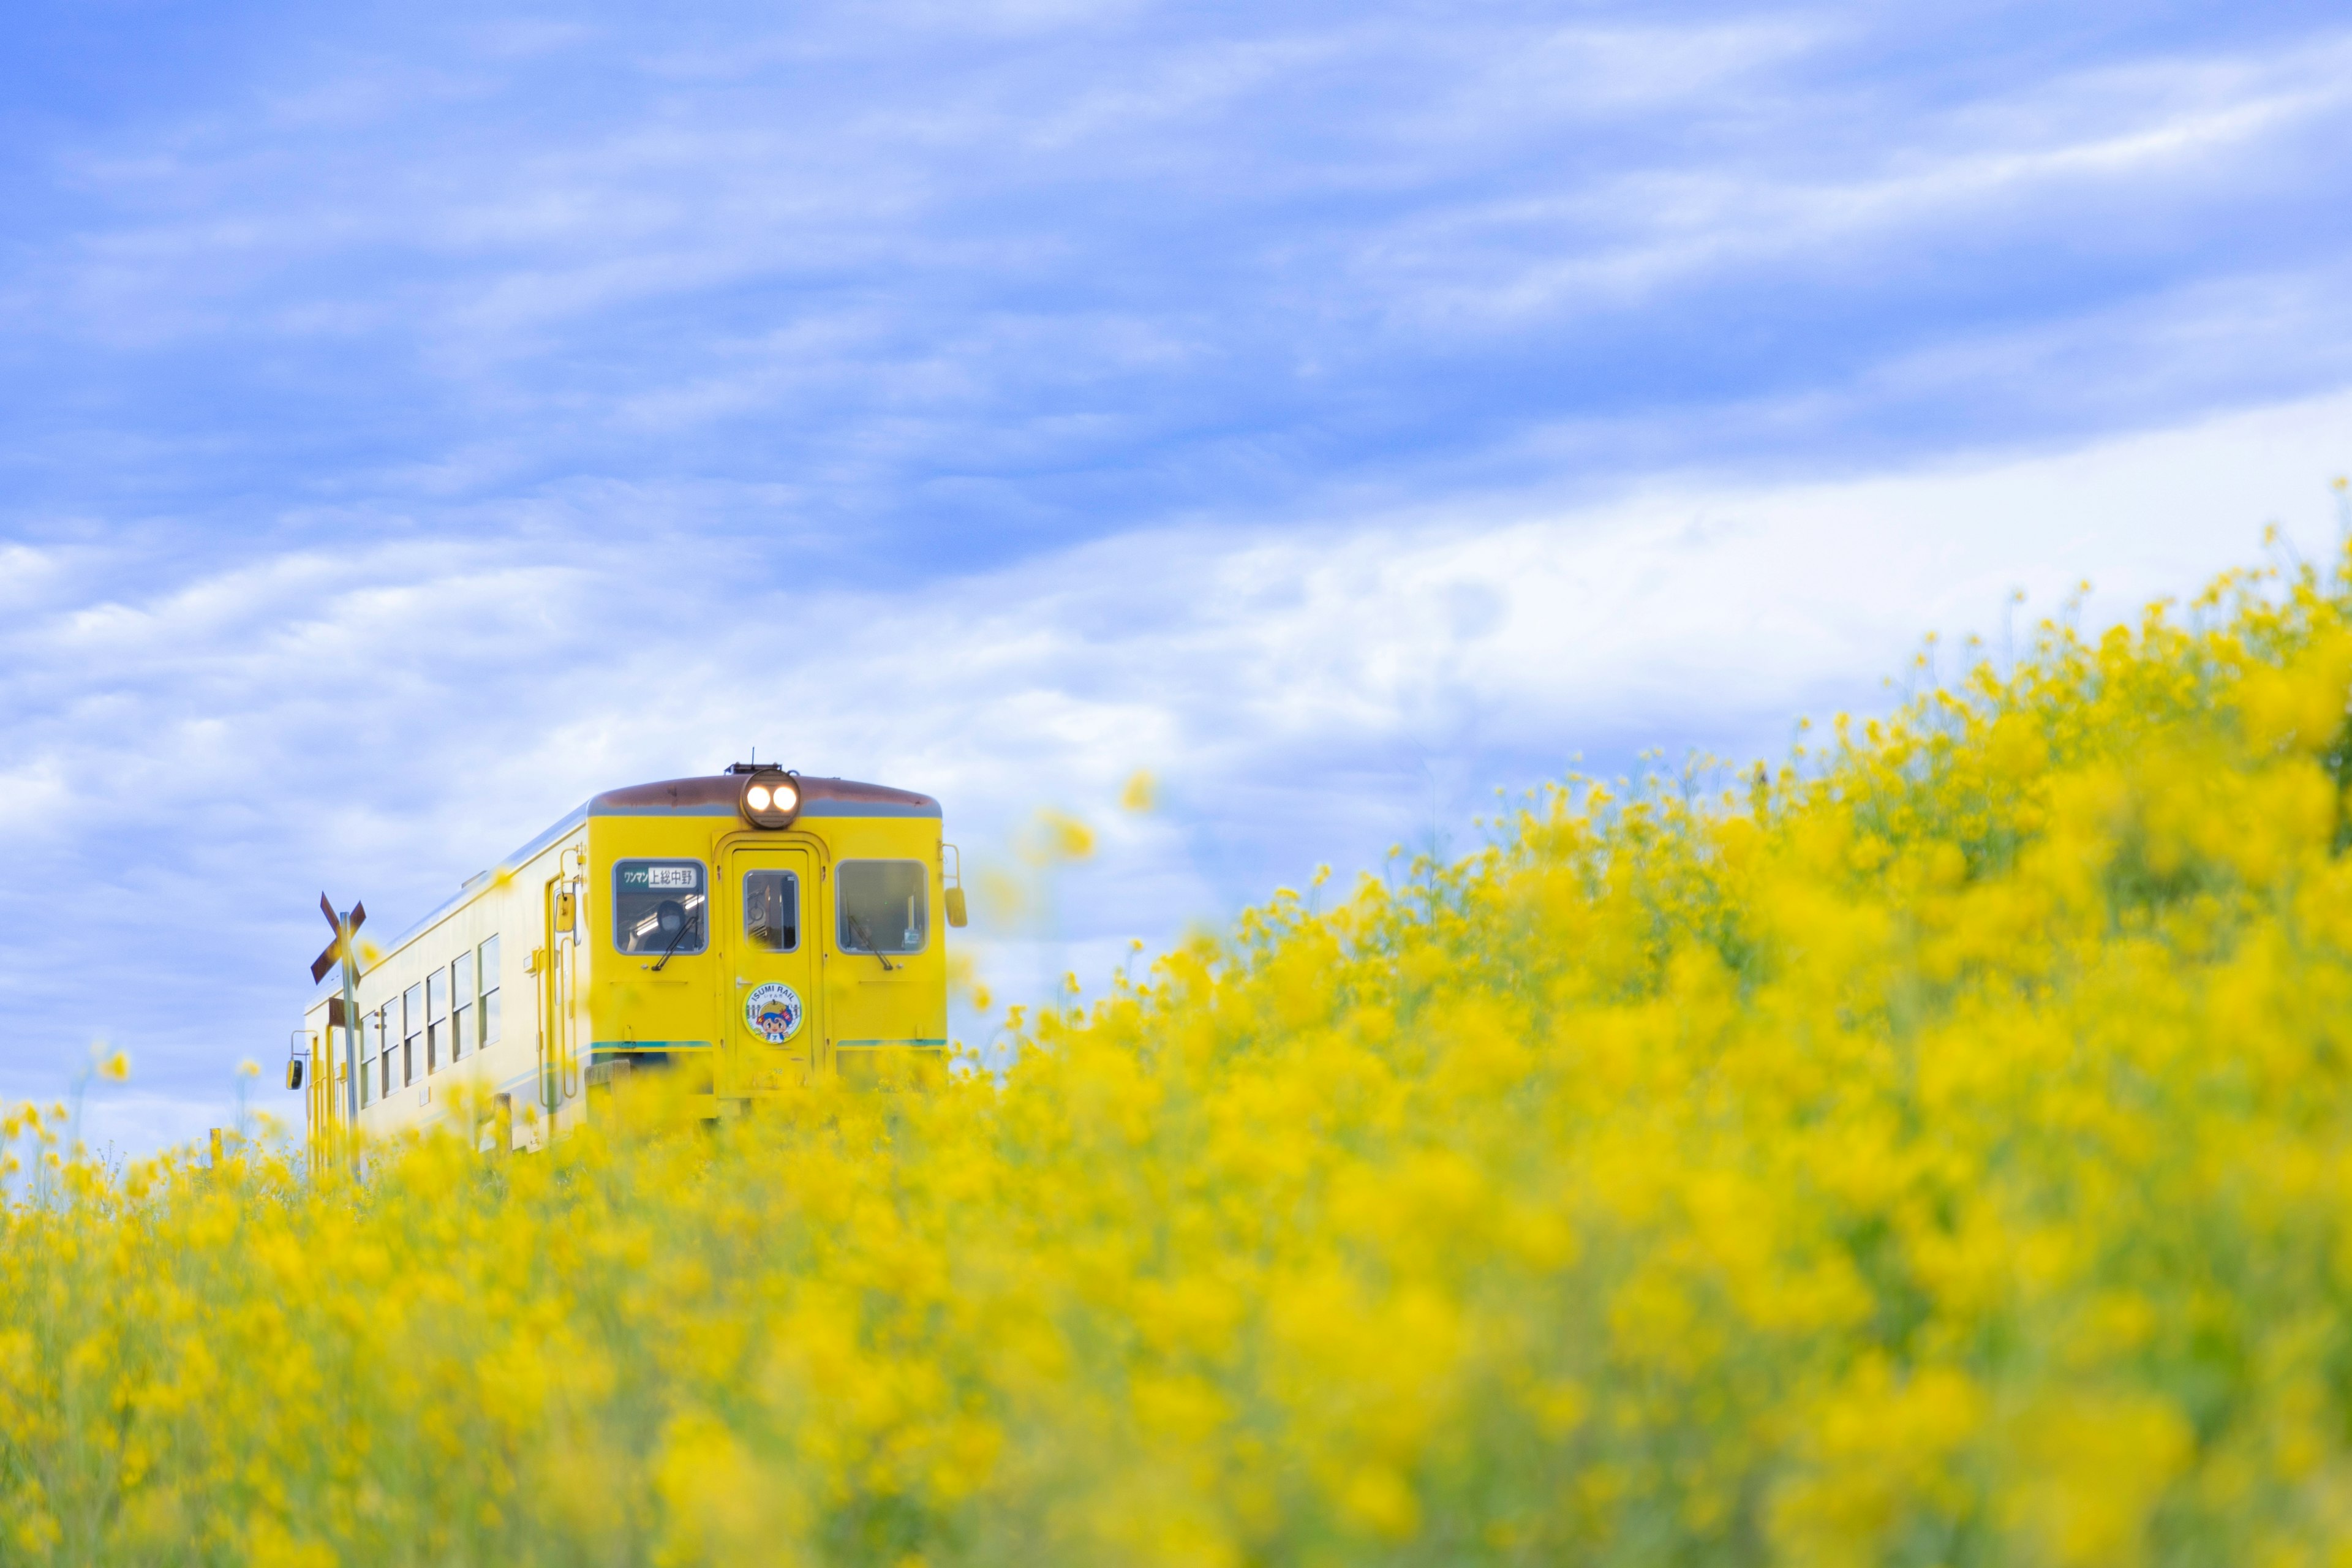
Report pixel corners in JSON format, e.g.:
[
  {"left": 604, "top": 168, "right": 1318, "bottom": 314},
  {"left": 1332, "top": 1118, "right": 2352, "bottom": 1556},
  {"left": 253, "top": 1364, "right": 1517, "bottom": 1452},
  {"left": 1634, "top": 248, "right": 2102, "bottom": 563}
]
[{"left": 11, "top": 549, "right": 2352, "bottom": 1566}]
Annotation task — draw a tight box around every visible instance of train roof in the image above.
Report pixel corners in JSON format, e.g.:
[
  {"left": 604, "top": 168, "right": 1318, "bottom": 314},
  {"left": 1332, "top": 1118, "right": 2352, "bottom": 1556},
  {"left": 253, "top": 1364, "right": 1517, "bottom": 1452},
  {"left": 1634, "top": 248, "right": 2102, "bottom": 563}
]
[
  {"left": 588, "top": 774, "right": 940, "bottom": 819},
  {"left": 310, "top": 773, "right": 939, "bottom": 998}
]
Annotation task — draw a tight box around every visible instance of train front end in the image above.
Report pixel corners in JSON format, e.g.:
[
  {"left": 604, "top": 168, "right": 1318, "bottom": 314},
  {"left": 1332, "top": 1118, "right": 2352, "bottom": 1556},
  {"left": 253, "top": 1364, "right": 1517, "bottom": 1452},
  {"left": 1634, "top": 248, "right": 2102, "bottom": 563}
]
[{"left": 561, "top": 767, "right": 954, "bottom": 1119}]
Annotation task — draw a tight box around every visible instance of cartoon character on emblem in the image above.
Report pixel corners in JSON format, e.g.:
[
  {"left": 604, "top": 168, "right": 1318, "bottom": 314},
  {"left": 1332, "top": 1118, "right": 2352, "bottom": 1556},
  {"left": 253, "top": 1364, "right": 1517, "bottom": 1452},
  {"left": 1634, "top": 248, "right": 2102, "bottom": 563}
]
[{"left": 745, "top": 981, "right": 804, "bottom": 1044}]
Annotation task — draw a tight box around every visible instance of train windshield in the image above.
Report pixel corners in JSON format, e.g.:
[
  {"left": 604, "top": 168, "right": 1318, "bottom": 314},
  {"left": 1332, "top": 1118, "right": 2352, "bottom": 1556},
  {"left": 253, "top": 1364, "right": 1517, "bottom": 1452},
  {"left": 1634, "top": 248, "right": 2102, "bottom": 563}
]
[
  {"left": 613, "top": 859, "right": 709, "bottom": 957},
  {"left": 838, "top": 861, "right": 927, "bottom": 955},
  {"left": 744, "top": 869, "right": 799, "bottom": 952}
]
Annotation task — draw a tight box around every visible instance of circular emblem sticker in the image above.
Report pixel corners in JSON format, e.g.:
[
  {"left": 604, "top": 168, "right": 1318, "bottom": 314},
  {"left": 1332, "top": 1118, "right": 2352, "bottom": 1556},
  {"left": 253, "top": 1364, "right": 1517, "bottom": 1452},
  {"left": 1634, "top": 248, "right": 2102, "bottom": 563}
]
[{"left": 745, "top": 982, "right": 804, "bottom": 1044}]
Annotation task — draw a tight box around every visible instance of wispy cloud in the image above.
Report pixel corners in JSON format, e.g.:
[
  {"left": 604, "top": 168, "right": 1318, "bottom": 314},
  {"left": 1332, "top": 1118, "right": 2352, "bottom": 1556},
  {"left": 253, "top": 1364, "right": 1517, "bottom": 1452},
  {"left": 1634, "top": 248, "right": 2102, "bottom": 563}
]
[{"left": 8, "top": 6, "right": 2348, "bottom": 560}]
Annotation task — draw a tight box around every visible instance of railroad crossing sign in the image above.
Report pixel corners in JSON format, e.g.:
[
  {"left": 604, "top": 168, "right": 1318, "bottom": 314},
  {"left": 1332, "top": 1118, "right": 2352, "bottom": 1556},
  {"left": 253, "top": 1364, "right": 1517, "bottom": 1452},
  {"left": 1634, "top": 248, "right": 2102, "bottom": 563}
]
[
  {"left": 310, "top": 893, "right": 366, "bottom": 984},
  {"left": 311, "top": 894, "right": 368, "bottom": 1125}
]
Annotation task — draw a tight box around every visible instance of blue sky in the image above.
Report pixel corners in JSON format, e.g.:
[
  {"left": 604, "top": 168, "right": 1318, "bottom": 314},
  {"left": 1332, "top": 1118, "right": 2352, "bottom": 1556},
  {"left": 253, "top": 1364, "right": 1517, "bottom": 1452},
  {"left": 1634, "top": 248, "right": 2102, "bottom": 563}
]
[{"left": 4, "top": 0, "right": 2350, "bottom": 1150}]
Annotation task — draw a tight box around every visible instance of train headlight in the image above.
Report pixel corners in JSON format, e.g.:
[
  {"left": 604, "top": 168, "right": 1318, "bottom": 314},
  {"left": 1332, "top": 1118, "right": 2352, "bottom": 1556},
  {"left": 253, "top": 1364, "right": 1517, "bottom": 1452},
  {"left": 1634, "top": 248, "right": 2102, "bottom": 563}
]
[{"left": 740, "top": 769, "right": 801, "bottom": 829}]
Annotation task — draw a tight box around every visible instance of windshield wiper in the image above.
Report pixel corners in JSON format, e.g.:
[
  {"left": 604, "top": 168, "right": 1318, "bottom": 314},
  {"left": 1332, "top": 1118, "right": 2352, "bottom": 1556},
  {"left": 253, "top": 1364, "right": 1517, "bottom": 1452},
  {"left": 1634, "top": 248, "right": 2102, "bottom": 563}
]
[
  {"left": 846, "top": 914, "right": 898, "bottom": 971},
  {"left": 650, "top": 913, "right": 699, "bottom": 973}
]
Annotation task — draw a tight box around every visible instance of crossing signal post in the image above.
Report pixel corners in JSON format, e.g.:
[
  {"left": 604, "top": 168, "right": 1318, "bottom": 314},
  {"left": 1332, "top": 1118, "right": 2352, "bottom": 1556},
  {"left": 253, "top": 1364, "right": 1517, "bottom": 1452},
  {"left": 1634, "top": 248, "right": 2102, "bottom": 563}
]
[{"left": 310, "top": 895, "right": 366, "bottom": 1163}]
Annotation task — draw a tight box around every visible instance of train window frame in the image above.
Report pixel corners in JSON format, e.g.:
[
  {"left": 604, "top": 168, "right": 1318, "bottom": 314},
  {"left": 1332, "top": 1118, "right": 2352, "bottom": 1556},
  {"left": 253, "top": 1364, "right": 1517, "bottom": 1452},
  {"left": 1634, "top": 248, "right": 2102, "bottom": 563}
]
[
  {"left": 742, "top": 868, "right": 801, "bottom": 952},
  {"left": 426, "top": 970, "right": 447, "bottom": 1072},
  {"left": 612, "top": 859, "right": 710, "bottom": 959},
  {"left": 478, "top": 935, "right": 501, "bottom": 1046},
  {"left": 359, "top": 1009, "right": 377, "bottom": 1109},
  {"left": 402, "top": 984, "right": 423, "bottom": 1087},
  {"left": 836, "top": 859, "right": 930, "bottom": 956},
  {"left": 451, "top": 951, "right": 475, "bottom": 1062}
]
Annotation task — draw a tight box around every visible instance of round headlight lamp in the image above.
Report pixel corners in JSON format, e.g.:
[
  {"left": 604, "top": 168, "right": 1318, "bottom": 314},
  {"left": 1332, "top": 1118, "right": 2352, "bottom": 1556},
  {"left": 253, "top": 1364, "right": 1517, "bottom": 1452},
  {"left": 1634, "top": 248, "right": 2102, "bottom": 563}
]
[{"left": 741, "top": 769, "right": 801, "bottom": 830}]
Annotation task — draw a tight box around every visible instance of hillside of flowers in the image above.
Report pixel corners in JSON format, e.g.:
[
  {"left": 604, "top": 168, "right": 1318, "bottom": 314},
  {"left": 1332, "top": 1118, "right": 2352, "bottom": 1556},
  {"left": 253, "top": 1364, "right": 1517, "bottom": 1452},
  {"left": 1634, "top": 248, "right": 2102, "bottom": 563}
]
[{"left": 10, "top": 551, "right": 2352, "bottom": 1566}]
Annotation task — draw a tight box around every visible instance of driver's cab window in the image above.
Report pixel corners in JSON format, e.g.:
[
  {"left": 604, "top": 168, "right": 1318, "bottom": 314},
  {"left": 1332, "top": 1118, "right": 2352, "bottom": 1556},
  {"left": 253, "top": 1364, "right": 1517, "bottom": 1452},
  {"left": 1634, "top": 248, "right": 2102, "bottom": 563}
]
[
  {"left": 613, "top": 860, "right": 709, "bottom": 957},
  {"left": 744, "top": 869, "right": 799, "bottom": 952},
  {"left": 838, "top": 861, "right": 928, "bottom": 955}
]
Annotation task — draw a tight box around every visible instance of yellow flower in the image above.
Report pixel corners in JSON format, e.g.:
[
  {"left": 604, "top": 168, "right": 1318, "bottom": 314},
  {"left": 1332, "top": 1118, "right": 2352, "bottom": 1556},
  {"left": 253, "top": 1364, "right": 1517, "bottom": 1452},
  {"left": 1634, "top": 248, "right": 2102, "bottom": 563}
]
[
  {"left": 1028, "top": 807, "right": 1095, "bottom": 863},
  {"left": 7, "top": 538, "right": 2352, "bottom": 1563}
]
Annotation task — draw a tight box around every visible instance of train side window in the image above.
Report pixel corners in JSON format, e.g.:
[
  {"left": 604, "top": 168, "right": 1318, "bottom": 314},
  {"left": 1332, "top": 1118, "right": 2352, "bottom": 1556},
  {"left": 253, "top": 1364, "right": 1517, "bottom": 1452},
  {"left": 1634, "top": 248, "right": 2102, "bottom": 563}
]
[
  {"left": 613, "top": 861, "right": 708, "bottom": 957},
  {"left": 359, "top": 1010, "right": 376, "bottom": 1108},
  {"left": 402, "top": 984, "right": 423, "bottom": 1087},
  {"left": 837, "top": 861, "right": 928, "bottom": 955},
  {"left": 479, "top": 936, "right": 501, "bottom": 1046},
  {"left": 426, "top": 971, "right": 447, "bottom": 1072},
  {"left": 451, "top": 951, "right": 475, "bottom": 1062},
  {"left": 743, "top": 870, "right": 799, "bottom": 952}
]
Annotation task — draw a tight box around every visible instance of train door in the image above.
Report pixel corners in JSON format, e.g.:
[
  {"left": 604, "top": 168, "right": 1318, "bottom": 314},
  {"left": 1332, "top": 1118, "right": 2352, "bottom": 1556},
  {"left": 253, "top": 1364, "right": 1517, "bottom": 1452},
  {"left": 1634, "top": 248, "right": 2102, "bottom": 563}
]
[
  {"left": 541, "top": 865, "right": 581, "bottom": 1125},
  {"left": 721, "top": 844, "right": 817, "bottom": 1093}
]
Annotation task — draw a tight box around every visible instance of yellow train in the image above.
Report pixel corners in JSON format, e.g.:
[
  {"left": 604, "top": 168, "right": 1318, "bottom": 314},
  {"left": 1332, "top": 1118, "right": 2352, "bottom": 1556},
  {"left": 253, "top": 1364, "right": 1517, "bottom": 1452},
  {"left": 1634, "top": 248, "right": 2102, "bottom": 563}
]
[{"left": 296, "top": 765, "right": 960, "bottom": 1148}]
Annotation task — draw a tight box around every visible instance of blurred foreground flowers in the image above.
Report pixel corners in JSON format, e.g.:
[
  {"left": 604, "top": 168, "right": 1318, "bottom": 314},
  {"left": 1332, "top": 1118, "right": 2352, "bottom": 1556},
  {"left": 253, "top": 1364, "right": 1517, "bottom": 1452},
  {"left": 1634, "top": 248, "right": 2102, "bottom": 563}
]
[{"left": 13, "top": 552, "right": 2352, "bottom": 1564}]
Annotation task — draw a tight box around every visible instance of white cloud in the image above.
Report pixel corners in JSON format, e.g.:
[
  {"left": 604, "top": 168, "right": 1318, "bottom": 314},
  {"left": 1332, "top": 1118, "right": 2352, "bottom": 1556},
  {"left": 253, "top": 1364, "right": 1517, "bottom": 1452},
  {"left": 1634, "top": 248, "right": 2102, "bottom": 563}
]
[{"left": 1370, "top": 29, "right": 2352, "bottom": 325}]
